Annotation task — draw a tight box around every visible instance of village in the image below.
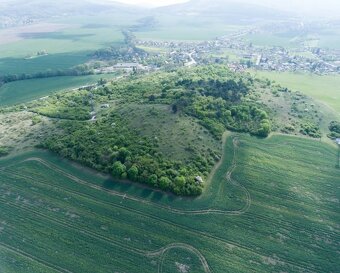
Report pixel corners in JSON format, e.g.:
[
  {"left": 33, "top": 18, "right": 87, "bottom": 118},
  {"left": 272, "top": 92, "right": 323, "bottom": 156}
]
[{"left": 135, "top": 30, "right": 340, "bottom": 75}]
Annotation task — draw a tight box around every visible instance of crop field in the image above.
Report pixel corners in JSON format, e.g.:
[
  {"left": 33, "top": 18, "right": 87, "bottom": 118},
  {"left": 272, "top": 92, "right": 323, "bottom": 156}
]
[
  {"left": 0, "top": 23, "right": 124, "bottom": 76},
  {"left": 0, "top": 74, "right": 116, "bottom": 107},
  {"left": 135, "top": 16, "right": 245, "bottom": 41},
  {"left": 0, "top": 25, "right": 124, "bottom": 59},
  {"left": 0, "top": 134, "right": 338, "bottom": 273},
  {"left": 251, "top": 71, "right": 340, "bottom": 115},
  {"left": 136, "top": 25, "right": 238, "bottom": 41},
  {"left": 0, "top": 52, "right": 91, "bottom": 76}
]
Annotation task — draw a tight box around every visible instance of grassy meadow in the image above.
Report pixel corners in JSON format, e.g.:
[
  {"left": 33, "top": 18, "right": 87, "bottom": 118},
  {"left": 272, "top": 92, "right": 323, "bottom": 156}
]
[
  {"left": 251, "top": 71, "right": 340, "bottom": 114},
  {"left": 116, "top": 104, "right": 221, "bottom": 163},
  {"left": 0, "top": 134, "right": 338, "bottom": 272},
  {"left": 0, "top": 74, "right": 116, "bottom": 107}
]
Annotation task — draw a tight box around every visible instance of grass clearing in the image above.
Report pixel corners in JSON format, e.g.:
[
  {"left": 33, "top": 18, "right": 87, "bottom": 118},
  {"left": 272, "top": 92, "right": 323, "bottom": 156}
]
[
  {"left": 0, "top": 134, "right": 338, "bottom": 272},
  {"left": 251, "top": 70, "right": 340, "bottom": 115},
  {"left": 116, "top": 104, "right": 221, "bottom": 163}
]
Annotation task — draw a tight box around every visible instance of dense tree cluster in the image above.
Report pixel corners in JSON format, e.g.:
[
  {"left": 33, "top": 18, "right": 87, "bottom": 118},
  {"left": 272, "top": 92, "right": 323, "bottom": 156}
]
[
  {"left": 328, "top": 121, "right": 340, "bottom": 139},
  {"left": 42, "top": 117, "right": 205, "bottom": 196}
]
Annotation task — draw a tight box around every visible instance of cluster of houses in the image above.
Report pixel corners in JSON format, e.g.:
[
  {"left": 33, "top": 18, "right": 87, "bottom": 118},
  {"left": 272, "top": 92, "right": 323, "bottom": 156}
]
[
  {"left": 135, "top": 28, "right": 340, "bottom": 75},
  {"left": 93, "top": 63, "right": 149, "bottom": 74}
]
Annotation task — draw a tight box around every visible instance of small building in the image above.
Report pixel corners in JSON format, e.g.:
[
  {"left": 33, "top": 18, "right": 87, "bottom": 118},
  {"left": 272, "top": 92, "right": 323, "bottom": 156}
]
[
  {"left": 195, "top": 176, "right": 204, "bottom": 185},
  {"left": 336, "top": 138, "right": 340, "bottom": 145},
  {"left": 100, "top": 104, "right": 110, "bottom": 109},
  {"left": 113, "top": 63, "right": 139, "bottom": 69}
]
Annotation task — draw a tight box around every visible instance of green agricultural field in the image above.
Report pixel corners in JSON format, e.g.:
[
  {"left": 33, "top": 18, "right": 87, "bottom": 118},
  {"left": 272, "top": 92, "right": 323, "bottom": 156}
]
[
  {"left": 0, "top": 26, "right": 124, "bottom": 59},
  {"left": 251, "top": 71, "right": 340, "bottom": 114},
  {"left": 135, "top": 15, "right": 245, "bottom": 41},
  {"left": 136, "top": 26, "right": 235, "bottom": 41},
  {"left": 244, "top": 33, "right": 299, "bottom": 48},
  {"left": 0, "top": 52, "right": 91, "bottom": 75},
  {"left": 0, "top": 134, "right": 338, "bottom": 272},
  {"left": 0, "top": 24, "right": 124, "bottom": 76},
  {"left": 0, "top": 74, "right": 116, "bottom": 107}
]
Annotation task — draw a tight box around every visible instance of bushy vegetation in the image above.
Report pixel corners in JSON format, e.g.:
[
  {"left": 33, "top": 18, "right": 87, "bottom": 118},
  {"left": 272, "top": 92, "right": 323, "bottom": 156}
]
[
  {"left": 29, "top": 90, "right": 92, "bottom": 120},
  {"left": 42, "top": 117, "right": 206, "bottom": 196},
  {"left": 300, "top": 122, "right": 321, "bottom": 138},
  {"left": 328, "top": 121, "right": 340, "bottom": 139},
  {"left": 35, "top": 65, "right": 275, "bottom": 195},
  {"left": 0, "top": 146, "right": 11, "bottom": 157}
]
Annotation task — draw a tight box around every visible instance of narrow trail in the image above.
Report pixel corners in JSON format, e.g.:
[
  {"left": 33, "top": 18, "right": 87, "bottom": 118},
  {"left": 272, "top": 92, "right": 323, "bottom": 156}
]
[{"left": 16, "top": 136, "right": 250, "bottom": 216}]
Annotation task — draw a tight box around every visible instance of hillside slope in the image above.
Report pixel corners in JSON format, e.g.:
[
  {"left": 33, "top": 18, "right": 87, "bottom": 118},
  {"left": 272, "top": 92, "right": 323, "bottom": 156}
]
[{"left": 9, "top": 65, "right": 326, "bottom": 196}]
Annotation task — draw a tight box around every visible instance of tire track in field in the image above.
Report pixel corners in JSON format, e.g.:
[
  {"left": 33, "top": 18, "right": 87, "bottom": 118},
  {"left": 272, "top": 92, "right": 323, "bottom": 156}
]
[
  {"left": 0, "top": 136, "right": 322, "bottom": 272},
  {"left": 5, "top": 168, "right": 338, "bottom": 265},
  {"left": 0, "top": 241, "right": 72, "bottom": 273},
  {"left": 1, "top": 168, "right": 320, "bottom": 272},
  {"left": 17, "top": 136, "right": 250, "bottom": 216},
  {"left": 0, "top": 198, "right": 212, "bottom": 273},
  {"left": 152, "top": 243, "right": 211, "bottom": 273}
]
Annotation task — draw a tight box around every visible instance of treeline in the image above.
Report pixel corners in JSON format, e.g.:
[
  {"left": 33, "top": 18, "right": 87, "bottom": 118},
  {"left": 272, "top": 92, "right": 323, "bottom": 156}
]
[
  {"left": 128, "top": 16, "right": 158, "bottom": 32},
  {"left": 92, "top": 30, "right": 148, "bottom": 61},
  {"left": 0, "top": 66, "right": 95, "bottom": 85}
]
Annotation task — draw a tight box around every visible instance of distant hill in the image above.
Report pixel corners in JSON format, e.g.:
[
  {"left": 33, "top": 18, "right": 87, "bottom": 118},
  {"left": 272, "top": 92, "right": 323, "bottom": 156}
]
[
  {"left": 155, "top": 0, "right": 293, "bottom": 23},
  {"left": 0, "top": 0, "right": 144, "bottom": 28}
]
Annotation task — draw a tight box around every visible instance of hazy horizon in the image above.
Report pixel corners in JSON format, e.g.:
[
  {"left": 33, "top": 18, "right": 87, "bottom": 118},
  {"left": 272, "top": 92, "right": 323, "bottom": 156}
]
[{"left": 112, "top": 0, "right": 340, "bottom": 18}]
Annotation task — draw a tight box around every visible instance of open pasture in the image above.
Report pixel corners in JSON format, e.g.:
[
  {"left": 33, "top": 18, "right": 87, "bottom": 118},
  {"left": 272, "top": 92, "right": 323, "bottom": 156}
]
[
  {"left": 0, "top": 134, "right": 338, "bottom": 272},
  {"left": 252, "top": 70, "right": 340, "bottom": 115}
]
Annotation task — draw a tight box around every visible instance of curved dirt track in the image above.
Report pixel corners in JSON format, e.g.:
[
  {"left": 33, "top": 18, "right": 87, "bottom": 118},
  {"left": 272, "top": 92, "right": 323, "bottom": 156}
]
[{"left": 150, "top": 243, "right": 212, "bottom": 273}]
